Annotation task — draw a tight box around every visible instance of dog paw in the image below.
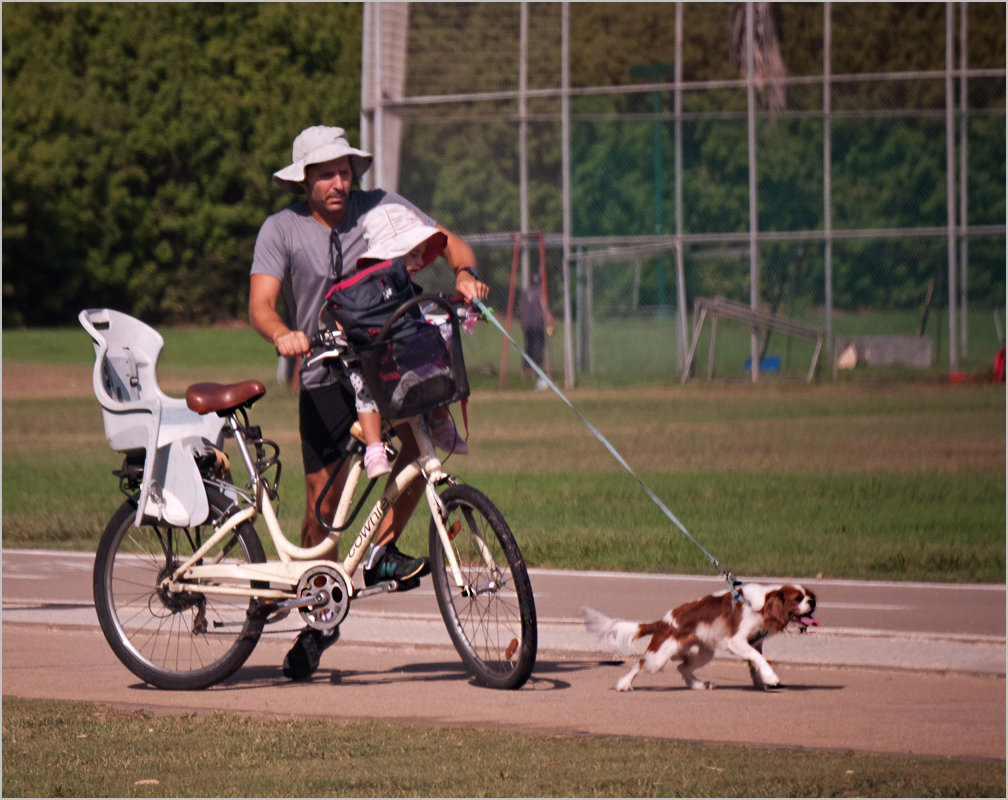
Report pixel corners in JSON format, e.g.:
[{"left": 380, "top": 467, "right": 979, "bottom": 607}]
[
  {"left": 749, "top": 664, "right": 781, "bottom": 690},
  {"left": 757, "top": 673, "right": 781, "bottom": 690},
  {"left": 615, "top": 679, "right": 635, "bottom": 692},
  {"left": 688, "top": 680, "right": 715, "bottom": 690}
]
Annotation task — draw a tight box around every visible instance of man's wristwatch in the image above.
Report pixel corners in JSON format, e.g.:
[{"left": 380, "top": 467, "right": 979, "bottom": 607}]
[{"left": 458, "top": 267, "right": 480, "bottom": 281}]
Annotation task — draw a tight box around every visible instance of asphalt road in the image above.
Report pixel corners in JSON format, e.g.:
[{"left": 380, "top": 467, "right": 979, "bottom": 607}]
[{"left": 3, "top": 549, "right": 1005, "bottom": 761}]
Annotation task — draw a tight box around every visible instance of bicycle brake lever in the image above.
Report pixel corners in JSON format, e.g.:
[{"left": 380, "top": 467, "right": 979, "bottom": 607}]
[{"left": 305, "top": 346, "right": 346, "bottom": 369}]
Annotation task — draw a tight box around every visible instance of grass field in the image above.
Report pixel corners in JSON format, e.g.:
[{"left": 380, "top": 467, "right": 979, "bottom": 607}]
[
  {"left": 2, "top": 321, "right": 1005, "bottom": 582},
  {"left": 2, "top": 320, "right": 1005, "bottom": 797},
  {"left": 2, "top": 697, "right": 1004, "bottom": 798}
]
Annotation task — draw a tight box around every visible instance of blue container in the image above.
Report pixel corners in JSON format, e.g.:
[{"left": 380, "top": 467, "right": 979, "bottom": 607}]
[{"left": 743, "top": 356, "right": 781, "bottom": 372}]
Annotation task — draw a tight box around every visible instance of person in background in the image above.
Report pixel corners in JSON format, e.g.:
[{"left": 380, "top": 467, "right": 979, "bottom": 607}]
[
  {"left": 518, "top": 271, "right": 553, "bottom": 390},
  {"left": 248, "top": 125, "right": 488, "bottom": 679}
]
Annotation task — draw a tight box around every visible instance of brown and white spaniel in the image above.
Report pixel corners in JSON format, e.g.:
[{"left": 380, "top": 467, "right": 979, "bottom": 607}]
[{"left": 581, "top": 583, "right": 817, "bottom": 691}]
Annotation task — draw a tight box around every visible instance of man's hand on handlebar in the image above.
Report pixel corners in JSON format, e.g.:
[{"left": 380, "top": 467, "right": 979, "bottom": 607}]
[
  {"left": 273, "top": 329, "right": 311, "bottom": 358},
  {"left": 454, "top": 270, "right": 489, "bottom": 303},
  {"left": 303, "top": 329, "right": 349, "bottom": 369}
]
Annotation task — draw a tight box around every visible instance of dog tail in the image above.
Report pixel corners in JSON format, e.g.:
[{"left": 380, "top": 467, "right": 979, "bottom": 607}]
[{"left": 580, "top": 606, "right": 646, "bottom": 655}]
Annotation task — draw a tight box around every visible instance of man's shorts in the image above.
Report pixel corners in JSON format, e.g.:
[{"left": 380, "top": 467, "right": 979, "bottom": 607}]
[{"left": 299, "top": 381, "right": 357, "bottom": 474}]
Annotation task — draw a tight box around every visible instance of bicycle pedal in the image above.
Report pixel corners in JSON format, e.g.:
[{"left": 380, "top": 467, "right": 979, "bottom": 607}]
[
  {"left": 394, "top": 576, "right": 422, "bottom": 592},
  {"left": 252, "top": 603, "right": 291, "bottom": 624},
  {"left": 356, "top": 580, "right": 398, "bottom": 598}
]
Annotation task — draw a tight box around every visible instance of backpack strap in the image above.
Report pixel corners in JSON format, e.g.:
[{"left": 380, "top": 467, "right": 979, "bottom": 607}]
[{"left": 325, "top": 258, "right": 397, "bottom": 299}]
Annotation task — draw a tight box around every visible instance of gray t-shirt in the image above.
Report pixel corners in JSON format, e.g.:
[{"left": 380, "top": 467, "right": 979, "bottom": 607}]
[{"left": 251, "top": 189, "right": 434, "bottom": 388}]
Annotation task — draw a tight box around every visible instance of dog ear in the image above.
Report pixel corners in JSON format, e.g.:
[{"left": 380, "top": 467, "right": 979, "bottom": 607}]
[{"left": 761, "top": 589, "right": 789, "bottom": 632}]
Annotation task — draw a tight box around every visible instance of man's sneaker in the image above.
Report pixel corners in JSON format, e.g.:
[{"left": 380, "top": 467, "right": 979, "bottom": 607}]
[
  {"left": 363, "top": 543, "right": 430, "bottom": 587},
  {"left": 282, "top": 627, "right": 339, "bottom": 681}
]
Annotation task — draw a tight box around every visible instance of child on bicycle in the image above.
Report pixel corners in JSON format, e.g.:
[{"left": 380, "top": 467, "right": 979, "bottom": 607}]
[{"left": 336, "top": 203, "right": 469, "bottom": 479}]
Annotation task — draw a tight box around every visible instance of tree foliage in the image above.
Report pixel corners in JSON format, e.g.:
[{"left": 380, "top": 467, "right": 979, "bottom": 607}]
[
  {"left": 400, "top": 2, "right": 1004, "bottom": 312},
  {"left": 2, "top": 2, "right": 1004, "bottom": 327},
  {"left": 3, "top": 2, "right": 362, "bottom": 326}
]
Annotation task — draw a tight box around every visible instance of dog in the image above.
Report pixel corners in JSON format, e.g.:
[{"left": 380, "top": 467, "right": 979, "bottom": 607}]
[{"left": 581, "top": 583, "right": 817, "bottom": 691}]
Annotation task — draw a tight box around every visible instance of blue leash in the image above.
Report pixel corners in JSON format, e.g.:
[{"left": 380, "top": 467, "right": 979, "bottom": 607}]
[{"left": 473, "top": 298, "right": 742, "bottom": 597}]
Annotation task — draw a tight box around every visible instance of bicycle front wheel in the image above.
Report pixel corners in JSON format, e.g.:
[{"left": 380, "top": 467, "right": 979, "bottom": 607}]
[
  {"left": 429, "top": 484, "right": 537, "bottom": 689},
  {"left": 93, "top": 488, "right": 267, "bottom": 690}
]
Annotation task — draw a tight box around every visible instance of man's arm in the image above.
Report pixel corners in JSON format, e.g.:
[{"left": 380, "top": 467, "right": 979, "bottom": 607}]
[
  {"left": 438, "top": 225, "right": 489, "bottom": 302},
  {"left": 249, "top": 273, "right": 310, "bottom": 357}
]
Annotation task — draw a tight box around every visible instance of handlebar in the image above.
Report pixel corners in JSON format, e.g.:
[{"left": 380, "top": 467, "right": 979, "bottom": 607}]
[
  {"left": 374, "top": 293, "right": 462, "bottom": 342},
  {"left": 303, "top": 324, "right": 353, "bottom": 371}
]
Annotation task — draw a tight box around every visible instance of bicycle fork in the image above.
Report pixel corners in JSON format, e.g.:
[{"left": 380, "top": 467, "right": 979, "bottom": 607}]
[
  {"left": 426, "top": 480, "right": 466, "bottom": 588},
  {"left": 426, "top": 480, "right": 503, "bottom": 598}
]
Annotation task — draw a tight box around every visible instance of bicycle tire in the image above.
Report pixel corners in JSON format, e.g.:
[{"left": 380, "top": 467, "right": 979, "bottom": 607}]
[
  {"left": 92, "top": 487, "right": 267, "bottom": 690},
  {"left": 428, "top": 484, "right": 537, "bottom": 689}
]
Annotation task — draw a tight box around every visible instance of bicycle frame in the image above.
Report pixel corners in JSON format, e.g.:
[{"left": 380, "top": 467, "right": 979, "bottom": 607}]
[
  {"left": 84, "top": 303, "right": 536, "bottom": 690},
  {"left": 163, "top": 413, "right": 469, "bottom": 613}
]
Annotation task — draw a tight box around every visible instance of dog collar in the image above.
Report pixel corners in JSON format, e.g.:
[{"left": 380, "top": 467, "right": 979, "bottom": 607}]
[{"left": 731, "top": 581, "right": 754, "bottom": 609}]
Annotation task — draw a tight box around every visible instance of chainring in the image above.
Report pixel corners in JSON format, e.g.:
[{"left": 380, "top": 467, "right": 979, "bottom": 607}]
[{"left": 296, "top": 565, "right": 350, "bottom": 633}]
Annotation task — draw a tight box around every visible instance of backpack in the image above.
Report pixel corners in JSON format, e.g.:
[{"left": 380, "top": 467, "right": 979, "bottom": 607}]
[
  {"left": 322, "top": 259, "right": 469, "bottom": 418},
  {"left": 323, "top": 258, "right": 421, "bottom": 346}
]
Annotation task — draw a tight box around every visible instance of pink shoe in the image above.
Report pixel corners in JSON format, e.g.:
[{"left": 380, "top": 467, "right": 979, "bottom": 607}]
[
  {"left": 364, "top": 443, "right": 390, "bottom": 479},
  {"left": 429, "top": 417, "right": 468, "bottom": 454}
]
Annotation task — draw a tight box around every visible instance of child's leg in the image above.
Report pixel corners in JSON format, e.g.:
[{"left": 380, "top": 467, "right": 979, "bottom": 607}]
[
  {"left": 360, "top": 410, "right": 390, "bottom": 478},
  {"left": 426, "top": 406, "right": 468, "bottom": 454},
  {"left": 350, "top": 368, "right": 390, "bottom": 478},
  {"left": 358, "top": 409, "right": 383, "bottom": 447}
]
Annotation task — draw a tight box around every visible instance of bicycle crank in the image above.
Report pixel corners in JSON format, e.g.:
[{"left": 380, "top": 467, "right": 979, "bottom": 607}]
[{"left": 295, "top": 565, "right": 350, "bottom": 633}]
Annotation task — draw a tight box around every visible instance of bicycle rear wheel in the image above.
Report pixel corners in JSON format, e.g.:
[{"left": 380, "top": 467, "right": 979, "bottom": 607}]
[
  {"left": 428, "top": 484, "right": 537, "bottom": 689},
  {"left": 92, "top": 487, "right": 266, "bottom": 690}
]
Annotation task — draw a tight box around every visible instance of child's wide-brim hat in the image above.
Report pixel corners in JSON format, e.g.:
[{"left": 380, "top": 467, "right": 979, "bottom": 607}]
[
  {"left": 273, "top": 126, "right": 373, "bottom": 194},
  {"left": 360, "top": 204, "right": 447, "bottom": 269}
]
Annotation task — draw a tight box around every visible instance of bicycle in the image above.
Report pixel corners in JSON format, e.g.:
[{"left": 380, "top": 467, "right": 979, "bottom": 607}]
[{"left": 79, "top": 296, "right": 537, "bottom": 692}]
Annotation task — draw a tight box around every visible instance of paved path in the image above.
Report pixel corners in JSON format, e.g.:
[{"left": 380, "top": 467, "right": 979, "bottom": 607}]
[{"left": 3, "top": 549, "right": 1005, "bottom": 760}]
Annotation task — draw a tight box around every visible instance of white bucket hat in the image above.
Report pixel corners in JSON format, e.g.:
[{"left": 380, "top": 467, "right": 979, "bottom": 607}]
[
  {"left": 272, "top": 126, "right": 373, "bottom": 194},
  {"left": 359, "top": 204, "right": 447, "bottom": 268}
]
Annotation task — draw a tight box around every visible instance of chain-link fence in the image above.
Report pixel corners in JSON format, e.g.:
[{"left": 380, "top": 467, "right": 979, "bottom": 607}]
[{"left": 362, "top": 2, "right": 1006, "bottom": 385}]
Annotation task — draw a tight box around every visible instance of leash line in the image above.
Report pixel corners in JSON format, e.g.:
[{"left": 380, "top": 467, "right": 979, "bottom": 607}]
[{"left": 473, "top": 299, "right": 739, "bottom": 592}]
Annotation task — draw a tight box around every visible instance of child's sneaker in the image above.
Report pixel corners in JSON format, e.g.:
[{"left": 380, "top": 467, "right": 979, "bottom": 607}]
[
  {"left": 364, "top": 443, "right": 390, "bottom": 479},
  {"left": 429, "top": 416, "right": 468, "bottom": 454}
]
